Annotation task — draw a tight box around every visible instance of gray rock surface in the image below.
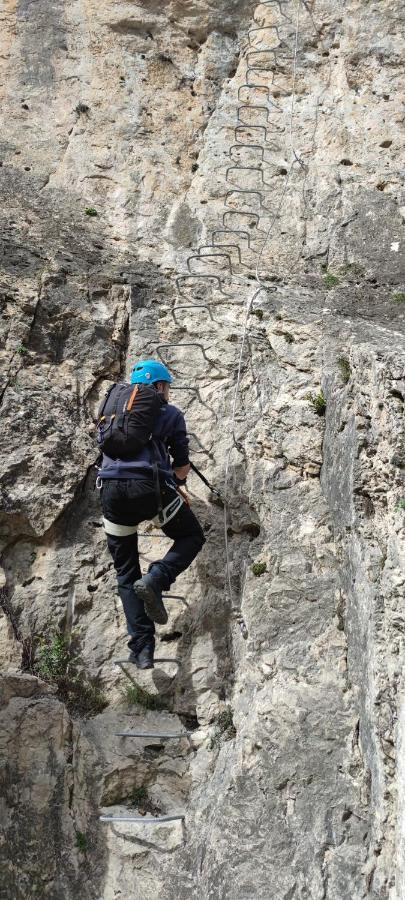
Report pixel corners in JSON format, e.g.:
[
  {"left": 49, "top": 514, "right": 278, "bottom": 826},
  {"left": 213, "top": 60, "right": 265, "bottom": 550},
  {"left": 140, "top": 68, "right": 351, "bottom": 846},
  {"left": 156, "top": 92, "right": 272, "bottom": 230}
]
[{"left": 0, "top": 0, "right": 404, "bottom": 898}]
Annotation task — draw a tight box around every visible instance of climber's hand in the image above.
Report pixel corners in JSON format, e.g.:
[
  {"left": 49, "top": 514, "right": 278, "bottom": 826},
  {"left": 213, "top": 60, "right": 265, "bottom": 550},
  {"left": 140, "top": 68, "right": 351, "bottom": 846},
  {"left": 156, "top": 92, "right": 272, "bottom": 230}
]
[{"left": 174, "top": 464, "right": 190, "bottom": 485}]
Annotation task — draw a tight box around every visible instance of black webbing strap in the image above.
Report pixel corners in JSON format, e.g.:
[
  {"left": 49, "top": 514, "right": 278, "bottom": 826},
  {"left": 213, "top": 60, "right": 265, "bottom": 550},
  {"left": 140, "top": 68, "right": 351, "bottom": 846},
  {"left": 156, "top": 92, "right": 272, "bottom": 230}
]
[{"left": 150, "top": 440, "right": 164, "bottom": 524}]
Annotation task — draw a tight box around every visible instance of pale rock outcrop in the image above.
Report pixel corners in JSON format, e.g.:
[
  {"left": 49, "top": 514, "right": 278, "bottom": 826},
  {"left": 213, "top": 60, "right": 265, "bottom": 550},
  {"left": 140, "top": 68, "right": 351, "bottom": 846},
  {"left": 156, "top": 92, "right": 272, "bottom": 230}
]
[{"left": 0, "top": 0, "right": 404, "bottom": 898}]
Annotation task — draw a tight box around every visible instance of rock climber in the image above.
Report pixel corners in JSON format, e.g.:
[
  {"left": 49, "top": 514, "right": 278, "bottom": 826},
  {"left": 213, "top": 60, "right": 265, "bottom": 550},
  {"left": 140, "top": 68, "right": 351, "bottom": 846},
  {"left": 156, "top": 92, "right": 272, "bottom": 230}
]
[{"left": 96, "top": 359, "right": 205, "bottom": 669}]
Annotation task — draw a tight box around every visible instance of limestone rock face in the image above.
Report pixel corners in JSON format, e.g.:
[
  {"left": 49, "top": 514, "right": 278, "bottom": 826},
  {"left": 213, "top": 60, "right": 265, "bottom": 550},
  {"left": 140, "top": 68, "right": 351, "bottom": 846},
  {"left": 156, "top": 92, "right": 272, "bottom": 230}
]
[{"left": 0, "top": 0, "right": 404, "bottom": 898}]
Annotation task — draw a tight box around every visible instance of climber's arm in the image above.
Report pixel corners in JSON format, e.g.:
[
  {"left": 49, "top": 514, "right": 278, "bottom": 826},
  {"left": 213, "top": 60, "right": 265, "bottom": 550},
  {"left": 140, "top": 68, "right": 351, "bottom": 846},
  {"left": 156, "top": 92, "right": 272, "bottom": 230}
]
[{"left": 167, "top": 411, "right": 190, "bottom": 483}]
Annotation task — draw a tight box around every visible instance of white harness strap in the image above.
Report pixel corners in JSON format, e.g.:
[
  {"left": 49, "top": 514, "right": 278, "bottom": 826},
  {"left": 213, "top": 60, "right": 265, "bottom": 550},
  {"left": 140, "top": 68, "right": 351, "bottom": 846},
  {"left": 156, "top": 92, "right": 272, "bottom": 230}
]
[
  {"left": 103, "top": 518, "right": 138, "bottom": 537},
  {"left": 153, "top": 493, "right": 184, "bottom": 527}
]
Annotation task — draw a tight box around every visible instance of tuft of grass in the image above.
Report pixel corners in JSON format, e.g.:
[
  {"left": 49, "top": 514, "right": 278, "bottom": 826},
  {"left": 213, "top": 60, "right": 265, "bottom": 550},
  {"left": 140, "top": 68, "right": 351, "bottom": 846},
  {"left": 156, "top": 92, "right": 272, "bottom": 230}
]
[
  {"left": 337, "top": 356, "right": 351, "bottom": 384},
  {"left": 84, "top": 207, "right": 98, "bottom": 217},
  {"left": 17, "top": 344, "right": 28, "bottom": 355},
  {"left": 34, "top": 632, "right": 107, "bottom": 716},
  {"left": 392, "top": 292, "right": 405, "bottom": 303},
  {"left": 283, "top": 332, "right": 295, "bottom": 344},
  {"left": 75, "top": 102, "right": 89, "bottom": 115},
  {"left": 324, "top": 273, "right": 340, "bottom": 289},
  {"left": 75, "top": 831, "right": 87, "bottom": 853},
  {"left": 121, "top": 682, "right": 167, "bottom": 710},
  {"left": 396, "top": 499, "right": 405, "bottom": 511},
  {"left": 252, "top": 308, "right": 264, "bottom": 320},
  {"left": 210, "top": 706, "right": 236, "bottom": 749},
  {"left": 130, "top": 786, "right": 148, "bottom": 807},
  {"left": 251, "top": 561, "right": 267, "bottom": 577},
  {"left": 305, "top": 390, "right": 326, "bottom": 416},
  {"left": 36, "top": 633, "right": 70, "bottom": 683}
]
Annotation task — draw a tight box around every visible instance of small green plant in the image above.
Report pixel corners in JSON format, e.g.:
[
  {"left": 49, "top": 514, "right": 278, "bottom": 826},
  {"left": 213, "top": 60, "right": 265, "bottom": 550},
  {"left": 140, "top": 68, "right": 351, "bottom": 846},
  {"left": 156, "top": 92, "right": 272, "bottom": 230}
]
[
  {"left": 130, "top": 786, "right": 148, "bottom": 807},
  {"left": 75, "top": 830, "right": 87, "bottom": 853},
  {"left": 210, "top": 706, "right": 236, "bottom": 749},
  {"left": 75, "top": 102, "right": 89, "bottom": 115},
  {"left": 121, "top": 682, "right": 167, "bottom": 710},
  {"left": 337, "top": 356, "right": 351, "bottom": 384},
  {"left": 34, "top": 632, "right": 107, "bottom": 716},
  {"left": 251, "top": 561, "right": 267, "bottom": 577},
  {"left": 36, "top": 633, "right": 71, "bottom": 683},
  {"left": 392, "top": 292, "right": 405, "bottom": 302},
  {"left": 84, "top": 207, "right": 98, "bottom": 217},
  {"left": 305, "top": 390, "right": 326, "bottom": 416},
  {"left": 252, "top": 308, "right": 264, "bottom": 320},
  {"left": 324, "top": 273, "right": 340, "bottom": 289},
  {"left": 283, "top": 332, "right": 294, "bottom": 344},
  {"left": 396, "top": 499, "right": 405, "bottom": 511},
  {"left": 17, "top": 344, "right": 28, "bottom": 355}
]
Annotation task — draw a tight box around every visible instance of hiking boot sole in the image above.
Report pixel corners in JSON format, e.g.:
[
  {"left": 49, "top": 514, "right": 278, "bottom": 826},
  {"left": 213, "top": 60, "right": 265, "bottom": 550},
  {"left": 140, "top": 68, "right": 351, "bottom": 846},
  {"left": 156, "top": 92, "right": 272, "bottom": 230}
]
[
  {"left": 134, "top": 582, "right": 168, "bottom": 625},
  {"left": 128, "top": 653, "right": 154, "bottom": 669}
]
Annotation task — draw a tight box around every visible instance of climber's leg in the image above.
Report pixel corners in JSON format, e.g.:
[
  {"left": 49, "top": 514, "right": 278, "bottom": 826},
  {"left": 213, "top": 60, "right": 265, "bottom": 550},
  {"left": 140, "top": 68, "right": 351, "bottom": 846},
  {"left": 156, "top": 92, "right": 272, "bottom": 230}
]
[
  {"left": 101, "top": 479, "right": 158, "bottom": 656},
  {"left": 135, "top": 485, "right": 205, "bottom": 623}
]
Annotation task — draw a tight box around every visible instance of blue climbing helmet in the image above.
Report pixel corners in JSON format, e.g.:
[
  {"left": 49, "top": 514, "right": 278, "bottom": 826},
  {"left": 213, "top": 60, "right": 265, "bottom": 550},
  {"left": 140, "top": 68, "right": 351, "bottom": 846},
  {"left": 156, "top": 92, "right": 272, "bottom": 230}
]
[{"left": 130, "top": 358, "right": 173, "bottom": 385}]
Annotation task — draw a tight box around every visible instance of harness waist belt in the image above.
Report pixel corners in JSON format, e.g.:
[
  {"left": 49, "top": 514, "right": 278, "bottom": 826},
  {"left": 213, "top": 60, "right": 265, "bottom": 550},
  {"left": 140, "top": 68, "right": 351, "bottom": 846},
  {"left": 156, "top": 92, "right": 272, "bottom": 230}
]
[{"left": 103, "top": 518, "right": 138, "bottom": 536}]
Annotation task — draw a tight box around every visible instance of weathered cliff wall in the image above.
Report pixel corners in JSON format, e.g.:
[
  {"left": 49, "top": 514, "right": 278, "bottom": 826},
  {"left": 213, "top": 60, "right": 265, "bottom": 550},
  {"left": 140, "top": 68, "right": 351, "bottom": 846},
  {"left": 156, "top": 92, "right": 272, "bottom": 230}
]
[{"left": 0, "top": 0, "right": 404, "bottom": 898}]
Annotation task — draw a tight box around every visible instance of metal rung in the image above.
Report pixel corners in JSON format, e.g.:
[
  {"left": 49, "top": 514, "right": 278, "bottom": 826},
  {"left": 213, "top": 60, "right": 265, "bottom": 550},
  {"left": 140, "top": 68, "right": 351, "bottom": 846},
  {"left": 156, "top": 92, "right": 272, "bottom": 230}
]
[
  {"left": 115, "top": 731, "right": 191, "bottom": 739},
  {"left": 197, "top": 242, "right": 242, "bottom": 264},
  {"left": 162, "top": 594, "right": 188, "bottom": 605},
  {"left": 187, "top": 252, "right": 233, "bottom": 275},
  {"left": 237, "top": 104, "right": 281, "bottom": 126},
  {"left": 235, "top": 124, "right": 281, "bottom": 143},
  {"left": 176, "top": 274, "right": 231, "bottom": 297},
  {"left": 100, "top": 814, "right": 185, "bottom": 824},
  {"left": 212, "top": 228, "right": 254, "bottom": 250},
  {"left": 115, "top": 658, "right": 181, "bottom": 666}
]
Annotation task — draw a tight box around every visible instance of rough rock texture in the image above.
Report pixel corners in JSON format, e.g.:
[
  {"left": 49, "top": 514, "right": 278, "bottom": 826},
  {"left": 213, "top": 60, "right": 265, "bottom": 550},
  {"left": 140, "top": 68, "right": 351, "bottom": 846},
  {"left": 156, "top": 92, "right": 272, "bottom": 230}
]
[{"left": 0, "top": 0, "right": 404, "bottom": 898}]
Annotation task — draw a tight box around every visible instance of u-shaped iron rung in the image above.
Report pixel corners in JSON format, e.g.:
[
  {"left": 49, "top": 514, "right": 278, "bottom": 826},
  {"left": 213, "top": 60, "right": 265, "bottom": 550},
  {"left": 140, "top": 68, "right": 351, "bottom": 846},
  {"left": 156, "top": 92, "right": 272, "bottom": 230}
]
[
  {"left": 188, "top": 431, "right": 214, "bottom": 457},
  {"left": 229, "top": 143, "right": 265, "bottom": 162},
  {"left": 224, "top": 188, "right": 268, "bottom": 212},
  {"left": 196, "top": 242, "right": 243, "bottom": 264},
  {"left": 176, "top": 274, "right": 230, "bottom": 297},
  {"left": 246, "top": 47, "right": 293, "bottom": 69},
  {"left": 154, "top": 341, "right": 214, "bottom": 368},
  {"left": 222, "top": 209, "right": 261, "bottom": 229},
  {"left": 115, "top": 731, "right": 192, "bottom": 739},
  {"left": 187, "top": 252, "right": 233, "bottom": 275},
  {"left": 100, "top": 813, "right": 185, "bottom": 824},
  {"left": 211, "top": 228, "right": 256, "bottom": 251},
  {"left": 237, "top": 103, "right": 281, "bottom": 126},
  {"left": 115, "top": 658, "right": 182, "bottom": 667},
  {"left": 247, "top": 24, "right": 280, "bottom": 45},
  {"left": 235, "top": 124, "right": 281, "bottom": 145}
]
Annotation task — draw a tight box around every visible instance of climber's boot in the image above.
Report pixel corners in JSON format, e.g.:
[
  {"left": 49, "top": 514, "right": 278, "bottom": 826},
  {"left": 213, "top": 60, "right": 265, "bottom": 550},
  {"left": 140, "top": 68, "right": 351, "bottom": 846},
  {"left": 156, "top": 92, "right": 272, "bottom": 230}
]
[
  {"left": 133, "top": 573, "right": 168, "bottom": 625},
  {"left": 128, "top": 644, "right": 154, "bottom": 669}
]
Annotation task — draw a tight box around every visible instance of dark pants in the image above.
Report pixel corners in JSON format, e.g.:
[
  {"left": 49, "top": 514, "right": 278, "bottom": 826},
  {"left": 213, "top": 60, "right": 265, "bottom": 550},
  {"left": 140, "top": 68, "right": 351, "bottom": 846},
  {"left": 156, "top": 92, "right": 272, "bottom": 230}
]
[{"left": 101, "top": 479, "right": 205, "bottom": 652}]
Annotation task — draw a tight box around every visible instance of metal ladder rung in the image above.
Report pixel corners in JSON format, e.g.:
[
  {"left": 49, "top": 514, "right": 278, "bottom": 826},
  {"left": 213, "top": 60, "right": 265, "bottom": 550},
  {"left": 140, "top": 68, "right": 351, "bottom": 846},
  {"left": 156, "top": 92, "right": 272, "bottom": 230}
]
[
  {"left": 115, "top": 731, "right": 191, "bottom": 738},
  {"left": 100, "top": 813, "right": 185, "bottom": 824},
  {"left": 115, "top": 657, "right": 181, "bottom": 666}
]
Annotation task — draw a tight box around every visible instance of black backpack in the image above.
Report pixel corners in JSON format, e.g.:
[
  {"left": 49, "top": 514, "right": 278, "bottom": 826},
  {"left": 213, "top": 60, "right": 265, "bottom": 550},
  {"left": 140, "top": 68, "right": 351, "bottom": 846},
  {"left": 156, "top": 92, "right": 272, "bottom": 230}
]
[{"left": 96, "top": 382, "right": 162, "bottom": 459}]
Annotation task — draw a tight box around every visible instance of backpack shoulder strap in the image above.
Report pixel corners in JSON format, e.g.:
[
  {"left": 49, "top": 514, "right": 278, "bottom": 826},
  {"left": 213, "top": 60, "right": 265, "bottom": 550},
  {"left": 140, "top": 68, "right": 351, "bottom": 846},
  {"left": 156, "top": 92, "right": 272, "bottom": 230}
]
[{"left": 97, "top": 383, "right": 117, "bottom": 422}]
